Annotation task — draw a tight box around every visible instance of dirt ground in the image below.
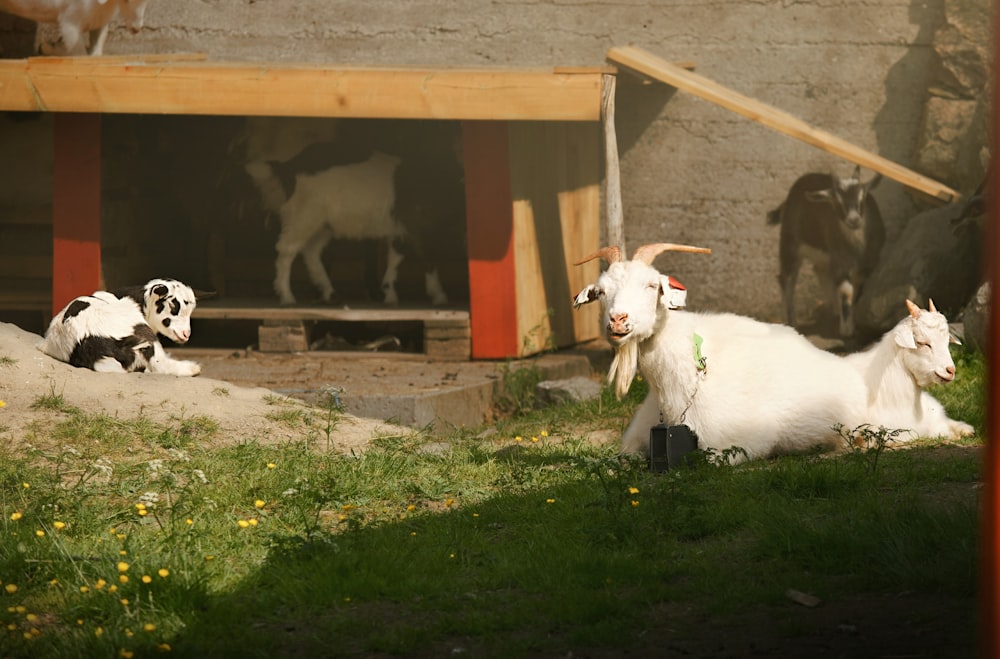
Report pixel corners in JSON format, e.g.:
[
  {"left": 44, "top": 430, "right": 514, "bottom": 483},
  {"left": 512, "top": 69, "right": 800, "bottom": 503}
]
[{"left": 0, "top": 322, "right": 416, "bottom": 452}]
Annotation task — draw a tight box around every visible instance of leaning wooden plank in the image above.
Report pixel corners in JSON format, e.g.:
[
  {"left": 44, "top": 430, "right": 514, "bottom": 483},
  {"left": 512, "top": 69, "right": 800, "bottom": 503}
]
[
  {"left": 607, "top": 45, "right": 960, "bottom": 203},
  {"left": 0, "top": 59, "right": 605, "bottom": 121}
]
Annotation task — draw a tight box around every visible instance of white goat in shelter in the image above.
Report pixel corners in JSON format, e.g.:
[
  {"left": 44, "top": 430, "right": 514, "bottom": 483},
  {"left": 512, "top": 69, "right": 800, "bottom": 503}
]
[
  {"left": 246, "top": 148, "right": 450, "bottom": 307},
  {"left": 40, "top": 278, "right": 205, "bottom": 376},
  {"left": 573, "top": 243, "right": 871, "bottom": 462},
  {"left": 845, "top": 298, "right": 974, "bottom": 441},
  {"left": 0, "top": 0, "right": 150, "bottom": 56}
]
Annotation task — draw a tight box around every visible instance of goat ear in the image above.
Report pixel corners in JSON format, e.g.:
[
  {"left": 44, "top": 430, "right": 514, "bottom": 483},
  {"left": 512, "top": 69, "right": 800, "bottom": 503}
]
[
  {"left": 659, "top": 275, "right": 688, "bottom": 310},
  {"left": 572, "top": 285, "right": 599, "bottom": 308},
  {"left": 893, "top": 325, "right": 918, "bottom": 350},
  {"left": 151, "top": 284, "right": 169, "bottom": 298}
]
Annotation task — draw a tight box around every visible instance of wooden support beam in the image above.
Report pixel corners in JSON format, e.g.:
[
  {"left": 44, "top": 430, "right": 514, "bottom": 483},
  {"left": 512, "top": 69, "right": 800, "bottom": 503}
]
[
  {"left": 602, "top": 73, "right": 625, "bottom": 254},
  {"left": 52, "top": 113, "right": 102, "bottom": 315},
  {"left": 0, "top": 58, "right": 607, "bottom": 121},
  {"left": 461, "top": 120, "right": 519, "bottom": 359},
  {"left": 608, "top": 45, "right": 960, "bottom": 203}
]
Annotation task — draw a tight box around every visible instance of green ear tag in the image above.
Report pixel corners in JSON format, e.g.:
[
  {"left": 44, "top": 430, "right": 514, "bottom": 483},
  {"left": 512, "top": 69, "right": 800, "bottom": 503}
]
[{"left": 692, "top": 333, "right": 707, "bottom": 372}]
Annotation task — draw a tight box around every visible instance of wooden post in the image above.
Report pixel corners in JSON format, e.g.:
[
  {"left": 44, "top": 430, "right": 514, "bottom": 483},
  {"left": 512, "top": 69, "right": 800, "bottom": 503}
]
[
  {"left": 461, "top": 120, "right": 519, "bottom": 359},
  {"left": 52, "top": 113, "right": 102, "bottom": 315},
  {"left": 602, "top": 73, "right": 625, "bottom": 254}
]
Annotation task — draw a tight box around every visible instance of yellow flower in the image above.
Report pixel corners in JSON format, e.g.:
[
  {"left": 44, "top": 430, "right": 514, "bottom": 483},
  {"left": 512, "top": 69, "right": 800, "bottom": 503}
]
[
  {"left": 546, "top": 499, "right": 556, "bottom": 504},
  {"left": 406, "top": 504, "right": 416, "bottom": 512},
  {"left": 95, "top": 579, "right": 107, "bottom": 590},
  {"left": 266, "top": 463, "right": 276, "bottom": 469},
  {"left": 25, "top": 613, "right": 37, "bottom": 622},
  {"left": 515, "top": 436, "right": 523, "bottom": 443},
  {"left": 21, "top": 482, "right": 29, "bottom": 489},
  {"left": 444, "top": 498, "right": 455, "bottom": 507},
  {"left": 117, "top": 562, "right": 130, "bottom": 573},
  {"left": 143, "top": 623, "right": 156, "bottom": 633},
  {"left": 137, "top": 510, "right": 148, "bottom": 517},
  {"left": 0, "top": 400, "right": 6, "bottom": 408},
  {"left": 79, "top": 586, "right": 89, "bottom": 594},
  {"left": 185, "top": 519, "right": 193, "bottom": 525},
  {"left": 531, "top": 436, "right": 539, "bottom": 443},
  {"left": 108, "top": 585, "right": 118, "bottom": 594},
  {"left": 119, "top": 575, "right": 129, "bottom": 584},
  {"left": 53, "top": 521, "right": 66, "bottom": 530},
  {"left": 95, "top": 626, "right": 103, "bottom": 637},
  {"left": 35, "top": 529, "right": 45, "bottom": 537},
  {"left": 631, "top": 500, "right": 640, "bottom": 507},
  {"left": 120, "top": 598, "right": 129, "bottom": 606},
  {"left": 4, "top": 584, "right": 17, "bottom": 594},
  {"left": 141, "top": 575, "right": 152, "bottom": 584},
  {"left": 628, "top": 487, "right": 640, "bottom": 495},
  {"left": 541, "top": 430, "right": 549, "bottom": 437},
  {"left": 157, "top": 643, "right": 172, "bottom": 652},
  {"left": 14, "top": 606, "right": 25, "bottom": 614},
  {"left": 10, "top": 511, "right": 22, "bottom": 521},
  {"left": 248, "top": 518, "right": 259, "bottom": 526},
  {"left": 135, "top": 503, "right": 146, "bottom": 510},
  {"left": 237, "top": 519, "right": 250, "bottom": 528},
  {"left": 158, "top": 568, "right": 169, "bottom": 578},
  {"left": 204, "top": 555, "right": 216, "bottom": 561},
  {"left": 254, "top": 499, "right": 266, "bottom": 509},
  {"left": 119, "top": 550, "right": 127, "bottom": 557},
  {"left": 120, "top": 650, "right": 134, "bottom": 659}
]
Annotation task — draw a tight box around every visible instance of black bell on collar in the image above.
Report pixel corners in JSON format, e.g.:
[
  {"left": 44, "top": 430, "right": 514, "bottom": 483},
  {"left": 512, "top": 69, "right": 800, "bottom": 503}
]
[{"left": 649, "top": 423, "right": 699, "bottom": 472}]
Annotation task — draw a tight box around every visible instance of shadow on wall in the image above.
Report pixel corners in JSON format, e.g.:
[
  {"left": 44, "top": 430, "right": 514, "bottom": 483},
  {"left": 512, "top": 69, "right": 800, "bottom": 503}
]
[
  {"left": 612, "top": 74, "right": 679, "bottom": 158},
  {"left": 871, "top": 0, "right": 946, "bottom": 236}
]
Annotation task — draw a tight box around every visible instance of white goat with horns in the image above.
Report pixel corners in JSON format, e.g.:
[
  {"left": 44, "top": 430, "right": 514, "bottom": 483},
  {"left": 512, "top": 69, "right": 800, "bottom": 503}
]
[
  {"left": 845, "top": 298, "right": 974, "bottom": 440},
  {"left": 573, "top": 243, "right": 869, "bottom": 461}
]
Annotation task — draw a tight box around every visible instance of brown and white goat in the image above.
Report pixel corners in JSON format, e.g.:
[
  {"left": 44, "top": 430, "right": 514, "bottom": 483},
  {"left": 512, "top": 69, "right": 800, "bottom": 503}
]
[{"left": 767, "top": 165, "right": 884, "bottom": 338}]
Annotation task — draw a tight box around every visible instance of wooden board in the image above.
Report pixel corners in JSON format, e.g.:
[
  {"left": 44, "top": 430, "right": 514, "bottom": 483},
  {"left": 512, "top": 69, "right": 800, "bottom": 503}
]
[
  {"left": 192, "top": 301, "right": 469, "bottom": 324},
  {"left": 607, "top": 45, "right": 961, "bottom": 203},
  {"left": 0, "top": 58, "right": 606, "bottom": 121},
  {"left": 509, "top": 121, "right": 601, "bottom": 354}
]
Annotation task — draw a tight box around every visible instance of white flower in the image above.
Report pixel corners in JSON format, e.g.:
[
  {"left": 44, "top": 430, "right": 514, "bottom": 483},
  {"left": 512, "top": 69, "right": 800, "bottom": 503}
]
[
  {"left": 192, "top": 469, "right": 208, "bottom": 484},
  {"left": 139, "top": 491, "right": 160, "bottom": 505}
]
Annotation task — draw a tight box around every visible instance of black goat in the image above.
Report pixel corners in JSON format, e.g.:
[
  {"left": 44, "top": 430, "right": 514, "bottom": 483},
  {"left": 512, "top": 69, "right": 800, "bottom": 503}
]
[{"left": 767, "top": 166, "right": 884, "bottom": 337}]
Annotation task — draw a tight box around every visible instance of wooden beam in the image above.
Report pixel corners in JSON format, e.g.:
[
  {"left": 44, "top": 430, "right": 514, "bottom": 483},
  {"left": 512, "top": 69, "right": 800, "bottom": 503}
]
[
  {"left": 0, "top": 58, "right": 605, "bottom": 121},
  {"left": 608, "top": 45, "right": 960, "bottom": 203},
  {"left": 602, "top": 73, "right": 625, "bottom": 254},
  {"left": 462, "top": 120, "right": 520, "bottom": 359},
  {"left": 52, "top": 113, "right": 102, "bottom": 315}
]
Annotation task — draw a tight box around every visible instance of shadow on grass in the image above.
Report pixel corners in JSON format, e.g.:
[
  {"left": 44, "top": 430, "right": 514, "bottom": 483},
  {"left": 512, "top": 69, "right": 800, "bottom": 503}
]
[{"left": 170, "top": 445, "right": 981, "bottom": 659}]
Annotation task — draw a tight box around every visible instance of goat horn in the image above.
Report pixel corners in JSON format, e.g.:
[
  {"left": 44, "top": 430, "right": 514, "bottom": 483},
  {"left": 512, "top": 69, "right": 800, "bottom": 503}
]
[
  {"left": 573, "top": 246, "right": 622, "bottom": 266},
  {"left": 905, "top": 299, "right": 921, "bottom": 319},
  {"left": 632, "top": 243, "right": 713, "bottom": 265},
  {"left": 928, "top": 297, "right": 937, "bottom": 313}
]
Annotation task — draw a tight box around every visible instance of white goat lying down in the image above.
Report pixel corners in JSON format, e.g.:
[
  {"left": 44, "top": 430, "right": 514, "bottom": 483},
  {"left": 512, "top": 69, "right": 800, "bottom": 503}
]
[
  {"left": 574, "top": 243, "right": 869, "bottom": 462},
  {"left": 845, "top": 298, "right": 974, "bottom": 441},
  {"left": 41, "top": 278, "right": 204, "bottom": 376}
]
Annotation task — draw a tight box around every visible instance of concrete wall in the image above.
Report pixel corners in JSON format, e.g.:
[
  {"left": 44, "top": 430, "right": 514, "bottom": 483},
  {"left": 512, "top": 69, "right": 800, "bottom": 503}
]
[{"left": 0, "top": 0, "right": 986, "bottom": 324}]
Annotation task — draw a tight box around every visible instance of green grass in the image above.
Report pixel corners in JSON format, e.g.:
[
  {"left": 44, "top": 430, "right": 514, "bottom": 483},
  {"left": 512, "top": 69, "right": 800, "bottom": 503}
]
[{"left": 0, "top": 350, "right": 985, "bottom": 658}]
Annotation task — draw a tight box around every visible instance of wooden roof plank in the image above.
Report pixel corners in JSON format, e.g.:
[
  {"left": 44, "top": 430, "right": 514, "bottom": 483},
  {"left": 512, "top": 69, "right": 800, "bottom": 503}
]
[
  {"left": 0, "top": 58, "right": 605, "bottom": 121},
  {"left": 608, "top": 45, "right": 960, "bottom": 203}
]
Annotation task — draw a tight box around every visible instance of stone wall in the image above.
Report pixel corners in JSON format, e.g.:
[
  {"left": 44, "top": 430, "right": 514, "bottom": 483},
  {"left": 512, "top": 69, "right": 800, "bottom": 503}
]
[{"left": 0, "top": 0, "right": 991, "bottom": 326}]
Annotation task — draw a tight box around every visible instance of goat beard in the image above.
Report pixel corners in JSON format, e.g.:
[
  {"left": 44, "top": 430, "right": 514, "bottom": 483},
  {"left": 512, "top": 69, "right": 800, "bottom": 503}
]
[{"left": 607, "top": 340, "right": 639, "bottom": 400}]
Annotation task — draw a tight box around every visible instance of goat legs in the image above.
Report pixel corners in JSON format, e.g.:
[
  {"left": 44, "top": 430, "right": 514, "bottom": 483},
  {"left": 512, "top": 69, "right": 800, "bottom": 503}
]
[{"left": 381, "top": 240, "right": 405, "bottom": 305}]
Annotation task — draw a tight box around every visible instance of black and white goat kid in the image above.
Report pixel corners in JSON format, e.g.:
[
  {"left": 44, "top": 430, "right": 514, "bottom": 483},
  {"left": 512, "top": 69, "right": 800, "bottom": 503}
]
[
  {"left": 767, "top": 165, "right": 884, "bottom": 338},
  {"left": 41, "top": 278, "right": 206, "bottom": 376}
]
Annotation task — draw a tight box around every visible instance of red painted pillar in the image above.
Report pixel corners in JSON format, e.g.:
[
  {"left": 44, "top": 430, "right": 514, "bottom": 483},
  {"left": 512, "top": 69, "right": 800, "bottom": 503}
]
[
  {"left": 52, "top": 113, "right": 102, "bottom": 315},
  {"left": 980, "top": 4, "right": 1000, "bottom": 655},
  {"left": 461, "top": 120, "right": 519, "bottom": 359}
]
